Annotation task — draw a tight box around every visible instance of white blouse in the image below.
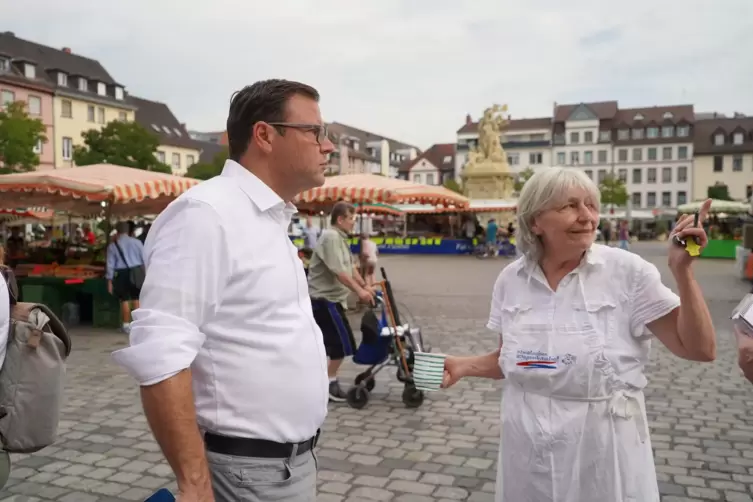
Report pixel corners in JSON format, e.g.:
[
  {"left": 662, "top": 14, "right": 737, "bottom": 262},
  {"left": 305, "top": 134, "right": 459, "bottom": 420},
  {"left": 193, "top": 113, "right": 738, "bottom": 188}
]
[{"left": 488, "top": 244, "right": 681, "bottom": 389}]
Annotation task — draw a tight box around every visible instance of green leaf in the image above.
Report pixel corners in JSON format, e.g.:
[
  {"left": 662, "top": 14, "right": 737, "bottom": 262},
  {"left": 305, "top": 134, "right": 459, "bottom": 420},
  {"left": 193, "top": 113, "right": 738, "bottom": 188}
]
[
  {"left": 0, "top": 101, "right": 47, "bottom": 174},
  {"left": 73, "top": 120, "right": 170, "bottom": 172},
  {"left": 599, "top": 173, "right": 629, "bottom": 207}
]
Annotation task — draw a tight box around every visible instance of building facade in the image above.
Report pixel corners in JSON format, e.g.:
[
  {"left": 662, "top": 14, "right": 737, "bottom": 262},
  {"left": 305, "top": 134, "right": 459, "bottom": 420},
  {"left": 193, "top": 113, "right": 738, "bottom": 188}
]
[
  {"left": 0, "top": 32, "right": 136, "bottom": 169},
  {"left": 327, "top": 122, "right": 419, "bottom": 178},
  {"left": 397, "top": 143, "right": 455, "bottom": 185},
  {"left": 130, "top": 96, "right": 201, "bottom": 176},
  {"left": 0, "top": 71, "right": 55, "bottom": 170},
  {"left": 456, "top": 114, "right": 553, "bottom": 184},
  {"left": 609, "top": 105, "right": 694, "bottom": 210},
  {"left": 693, "top": 115, "right": 753, "bottom": 201}
]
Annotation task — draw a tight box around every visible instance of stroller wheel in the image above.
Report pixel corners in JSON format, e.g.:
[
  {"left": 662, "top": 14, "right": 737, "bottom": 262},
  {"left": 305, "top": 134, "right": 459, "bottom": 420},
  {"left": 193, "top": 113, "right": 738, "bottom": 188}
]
[
  {"left": 355, "top": 372, "right": 376, "bottom": 392},
  {"left": 346, "top": 386, "right": 370, "bottom": 410},
  {"left": 402, "top": 383, "right": 424, "bottom": 408}
]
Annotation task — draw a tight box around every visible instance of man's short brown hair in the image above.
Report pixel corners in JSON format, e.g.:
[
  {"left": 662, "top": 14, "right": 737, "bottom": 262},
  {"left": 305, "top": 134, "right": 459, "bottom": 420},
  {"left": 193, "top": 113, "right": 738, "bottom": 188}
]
[{"left": 330, "top": 201, "right": 355, "bottom": 225}]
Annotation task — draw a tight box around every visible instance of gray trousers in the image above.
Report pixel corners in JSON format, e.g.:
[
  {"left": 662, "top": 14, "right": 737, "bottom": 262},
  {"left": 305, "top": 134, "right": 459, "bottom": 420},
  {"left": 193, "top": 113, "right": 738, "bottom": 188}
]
[{"left": 207, "top": 448, "right": 318, "bottom": 502}]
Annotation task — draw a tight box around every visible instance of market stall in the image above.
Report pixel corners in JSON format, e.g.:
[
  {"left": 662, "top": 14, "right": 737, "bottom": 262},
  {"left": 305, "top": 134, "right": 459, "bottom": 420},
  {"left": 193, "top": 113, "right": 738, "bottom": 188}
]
[
  {"left": 294, "top": 174, "right": 471, "bottom": 254},
  {"left": 0, "top": 164, "right": 200, "bottom": 327},
  {"left": 677, "top": 199, "right": 750, "bottom": 259}
]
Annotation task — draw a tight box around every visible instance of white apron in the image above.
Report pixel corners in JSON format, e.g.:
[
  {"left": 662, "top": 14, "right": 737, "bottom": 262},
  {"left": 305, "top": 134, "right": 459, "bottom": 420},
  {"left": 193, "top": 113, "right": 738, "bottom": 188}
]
[{"left": 495, "top": 280, "right": 659, "bottom": 502}]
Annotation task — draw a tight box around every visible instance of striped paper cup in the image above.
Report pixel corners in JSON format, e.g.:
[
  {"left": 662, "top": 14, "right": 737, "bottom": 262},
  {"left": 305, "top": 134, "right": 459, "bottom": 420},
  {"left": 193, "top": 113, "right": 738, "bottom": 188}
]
[{"left": 412, "top": 352, "right": 446, "bottom": 391}]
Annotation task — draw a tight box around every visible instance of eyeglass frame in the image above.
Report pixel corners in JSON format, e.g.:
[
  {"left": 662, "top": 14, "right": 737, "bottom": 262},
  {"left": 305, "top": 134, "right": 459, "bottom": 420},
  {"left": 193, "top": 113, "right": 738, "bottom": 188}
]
[{"left": 266, "top": 122, "right": 329, "bottom": 145}]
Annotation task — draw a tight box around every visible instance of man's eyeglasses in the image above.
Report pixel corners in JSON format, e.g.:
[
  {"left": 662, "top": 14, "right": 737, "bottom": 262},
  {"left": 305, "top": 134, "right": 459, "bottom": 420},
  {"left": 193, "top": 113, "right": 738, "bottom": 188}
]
[{"left": 267, "top": 122, "right": 329, "bottom": 144}]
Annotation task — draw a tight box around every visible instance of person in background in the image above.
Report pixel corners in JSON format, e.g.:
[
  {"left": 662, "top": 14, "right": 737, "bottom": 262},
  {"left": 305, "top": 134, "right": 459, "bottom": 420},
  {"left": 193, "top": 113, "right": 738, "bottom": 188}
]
[
  {"left": 441, "top": 168, "right": 715, "bottom": 502},
  {"left": 0, "top": 247, "right": 10, "bottom": 371},
  {"left": 138, "top": 223, "right": 152, "bottom": 244},
  {"left": 463, "top": 217, "right": 476, "bottom": 248},
  {"left": 506, "top": 221, "right": 515, "bottom": 237},
  {"left": 601, "top": 220, "right": 612, "bottom": 246},
  {"left": 359, "top": 232, "right": 378, "bottom": 286},
  {"left": 618, "top": 219, "right": 630, "bottom": 250},
  {"left": 82, "top": 223, "right": 96, "bottom": 246},
  {"left": 112, "top": 79, "right": 334, "bottom": 502},
  {"left": 106, "top": 221, "right": 145, "bottom": 333},
  {"left": 485, "top": 217, "right": 498, "bottom": 257},
  {"left": 303, "top": 216, "right": 320, "bottom": 251},
  {"left": 308, "top": 201, "right": 374, "bottom": 401}
]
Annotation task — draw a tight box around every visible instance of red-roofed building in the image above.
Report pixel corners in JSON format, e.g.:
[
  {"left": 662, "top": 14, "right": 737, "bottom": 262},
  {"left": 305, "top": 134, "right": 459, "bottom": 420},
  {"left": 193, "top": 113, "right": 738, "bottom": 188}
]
[{"left": 397, "top": 143, "right": 455, "bottom": 185}]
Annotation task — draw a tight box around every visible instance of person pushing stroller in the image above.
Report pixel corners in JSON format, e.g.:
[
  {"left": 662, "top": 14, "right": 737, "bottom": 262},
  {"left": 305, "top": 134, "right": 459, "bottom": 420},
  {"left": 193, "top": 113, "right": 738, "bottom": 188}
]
[{"left": 308, "top": 202, "right": 375, "bottom": 401}]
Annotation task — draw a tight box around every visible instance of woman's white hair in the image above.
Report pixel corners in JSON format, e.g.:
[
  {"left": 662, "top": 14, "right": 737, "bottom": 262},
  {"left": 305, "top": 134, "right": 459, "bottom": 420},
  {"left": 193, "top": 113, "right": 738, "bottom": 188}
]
[{"left": 516, "top": 167, "right": 601, "bottom": 262}]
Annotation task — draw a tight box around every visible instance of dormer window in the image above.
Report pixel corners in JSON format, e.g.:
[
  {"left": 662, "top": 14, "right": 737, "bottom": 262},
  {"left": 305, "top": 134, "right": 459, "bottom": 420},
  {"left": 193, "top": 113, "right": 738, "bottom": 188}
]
[
  {"left": 663, "top": 112, "right": 674, "bottom": 119},
  {"left": 78, "top": 77, "right": 88, "bottom": 92},
  {"left": 661, "top": 125, "right": 674, "bottom": 138},
  {"left": 734, "top": 132, "right": 744, "bottom": 145},
  {"left": 162, "top": 126, "right": 171, "bottom": 135},
  {"left": 677, "top": 125, "right": 690, "bottom": 137},
  {"left": 24, "top": 63, "right": 36, "bottom": 79},
  {"left": 443, "top": 156, "right": 452, "bottom": 164},
  {"left": 0, "top": 58, "right": 9, "bottom": 72},
  {"left": 57, "top": 72, "right": 67, "bottom": 86},
  {"left": 632, "top": 128, "right": 644, "bottom": 140},
  {"left": 115, "top": 87, "right": 124, "bottom": 101},
  {"left": 173, "top": 128, "right": 182, "bottom": 137},
  {"left": 714, "top": 133, "right": 725, "bottom": 146},
  {"left": 151, "top": 124, "right": 160, "bottom": 132},
  {"left": 97, "top": 82, "right": 106, "bottom": 96},
  {"left": 633, "top": 113, "right": 644, "bottom": 121}
]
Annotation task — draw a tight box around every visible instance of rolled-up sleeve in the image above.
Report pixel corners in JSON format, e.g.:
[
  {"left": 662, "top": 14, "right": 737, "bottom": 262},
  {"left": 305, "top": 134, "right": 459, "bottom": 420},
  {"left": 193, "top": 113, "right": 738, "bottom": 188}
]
[
  {"left": 629, "top": 257, "right": 680, "bottom": 337},
  {"left": 111, "top": 198, "right": 229, "bottom": 386}
]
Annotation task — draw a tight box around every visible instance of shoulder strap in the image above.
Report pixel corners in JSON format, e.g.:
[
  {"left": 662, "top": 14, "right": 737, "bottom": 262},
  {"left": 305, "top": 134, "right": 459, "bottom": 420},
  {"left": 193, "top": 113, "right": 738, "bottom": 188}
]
[{"left": 113, "top": 239, "right": 131, "bottom": 269}]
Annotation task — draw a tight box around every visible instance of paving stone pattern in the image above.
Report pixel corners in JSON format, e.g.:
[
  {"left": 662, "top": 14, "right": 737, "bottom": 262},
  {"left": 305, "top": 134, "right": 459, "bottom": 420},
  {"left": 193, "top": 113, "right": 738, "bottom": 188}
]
[{"left": 1, "top": 243, "right": 752, "bottom": 501}]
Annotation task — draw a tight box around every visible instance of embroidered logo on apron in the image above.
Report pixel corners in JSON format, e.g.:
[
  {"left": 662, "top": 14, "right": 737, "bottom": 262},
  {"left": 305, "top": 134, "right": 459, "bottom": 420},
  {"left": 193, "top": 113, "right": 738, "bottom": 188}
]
[{"left": 515, "top": 349, "right": 578, "bottom": 369}]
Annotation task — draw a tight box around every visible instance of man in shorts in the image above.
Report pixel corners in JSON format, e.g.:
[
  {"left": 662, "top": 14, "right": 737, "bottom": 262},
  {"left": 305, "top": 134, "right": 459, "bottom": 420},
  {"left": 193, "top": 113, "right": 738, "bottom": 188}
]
[{"left": 308, "top": 201, "right": 374, "bottom": 401}]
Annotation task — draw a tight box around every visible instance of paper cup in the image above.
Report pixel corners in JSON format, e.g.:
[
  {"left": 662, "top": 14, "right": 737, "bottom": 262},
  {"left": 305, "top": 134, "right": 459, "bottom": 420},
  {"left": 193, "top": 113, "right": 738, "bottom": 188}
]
[{"left": 412, "top": 352, "right": 446, "bottom": 391}]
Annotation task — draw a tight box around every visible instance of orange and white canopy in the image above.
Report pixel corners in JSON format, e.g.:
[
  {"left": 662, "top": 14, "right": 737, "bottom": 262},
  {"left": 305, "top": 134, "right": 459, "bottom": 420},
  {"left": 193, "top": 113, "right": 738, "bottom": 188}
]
[
  {"left": 295, "top": 174, "right": 469, "bottom": 208},
  {"left": 0, "top": 164, "right": 199, "bottom": 216}
]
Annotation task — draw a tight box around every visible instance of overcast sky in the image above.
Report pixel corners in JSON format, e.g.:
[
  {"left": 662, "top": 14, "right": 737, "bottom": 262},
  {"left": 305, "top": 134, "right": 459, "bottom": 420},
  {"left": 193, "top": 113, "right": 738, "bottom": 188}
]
[{"left": 6, "top": 0, "right": 753, "bottom": 149}]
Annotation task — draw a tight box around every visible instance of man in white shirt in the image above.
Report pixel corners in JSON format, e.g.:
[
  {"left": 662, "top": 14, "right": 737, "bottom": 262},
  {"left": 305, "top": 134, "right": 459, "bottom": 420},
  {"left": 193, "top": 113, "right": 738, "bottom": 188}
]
[
  {"left": 112, "top": 79, "right": 335, "bottom": 502},
  {"left": 0, "top": 264, "right": 9, "bottom": 371}
]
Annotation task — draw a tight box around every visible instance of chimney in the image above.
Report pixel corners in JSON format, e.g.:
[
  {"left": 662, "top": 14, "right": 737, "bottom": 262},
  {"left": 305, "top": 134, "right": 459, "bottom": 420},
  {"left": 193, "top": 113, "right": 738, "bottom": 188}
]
[
  {"left": 465, "top": 113, "right": 472, "bottom": 125},
  {"left": 62, "top": 47, "right": 71, "bottom": 54}
]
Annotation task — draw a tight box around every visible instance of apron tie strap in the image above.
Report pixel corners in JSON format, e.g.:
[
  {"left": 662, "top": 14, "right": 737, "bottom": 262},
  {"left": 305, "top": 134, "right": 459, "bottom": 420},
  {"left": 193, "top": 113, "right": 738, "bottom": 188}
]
[{"left": 609, "top": 390, "right": 648, "bottom": 443}]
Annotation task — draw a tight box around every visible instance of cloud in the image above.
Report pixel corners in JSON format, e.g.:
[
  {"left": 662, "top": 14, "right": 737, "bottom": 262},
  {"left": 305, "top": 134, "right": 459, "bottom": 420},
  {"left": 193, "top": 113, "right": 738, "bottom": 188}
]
[{"left": 4, "top": 0, "right": 753, "bottom": 148}]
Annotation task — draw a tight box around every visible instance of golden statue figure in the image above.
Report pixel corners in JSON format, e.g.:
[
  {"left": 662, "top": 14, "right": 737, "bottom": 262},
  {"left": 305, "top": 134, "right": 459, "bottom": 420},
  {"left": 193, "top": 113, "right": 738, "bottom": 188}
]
[
  {"left": 462, "top": 103, "right": 514, "bottom": 203},
  {"left": 469, "top": 104, "right": 508, "bottom": 164}
]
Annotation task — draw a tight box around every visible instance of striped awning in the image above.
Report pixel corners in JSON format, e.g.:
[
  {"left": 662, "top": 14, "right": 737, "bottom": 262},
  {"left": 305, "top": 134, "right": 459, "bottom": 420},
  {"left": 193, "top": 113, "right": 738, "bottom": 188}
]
[
  {"left": 0, "top": 164, "right": 199, "bottom": 216},
  {"left": 295, "top": 174, "right": 469, "bottom": 208}
]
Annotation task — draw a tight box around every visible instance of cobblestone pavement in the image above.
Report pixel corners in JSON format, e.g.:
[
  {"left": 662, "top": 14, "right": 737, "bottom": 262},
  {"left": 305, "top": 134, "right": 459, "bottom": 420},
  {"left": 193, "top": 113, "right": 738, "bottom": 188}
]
[{"left": 2, "top": 243, "right": 752, "bottom": 501}]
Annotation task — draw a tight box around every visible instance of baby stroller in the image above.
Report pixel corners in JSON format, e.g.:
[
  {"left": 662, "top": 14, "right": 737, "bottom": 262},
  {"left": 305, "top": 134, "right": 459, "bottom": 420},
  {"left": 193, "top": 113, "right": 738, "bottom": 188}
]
[{"left": 346, "top": 267, "right": 429, "bottom": 410}]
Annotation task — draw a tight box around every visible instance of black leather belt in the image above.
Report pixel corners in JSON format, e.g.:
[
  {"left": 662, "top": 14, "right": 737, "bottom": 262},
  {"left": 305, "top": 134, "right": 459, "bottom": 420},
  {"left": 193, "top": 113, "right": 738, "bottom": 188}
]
[{"left": 204, "top": 430, "right": 320, "bottom": 459}]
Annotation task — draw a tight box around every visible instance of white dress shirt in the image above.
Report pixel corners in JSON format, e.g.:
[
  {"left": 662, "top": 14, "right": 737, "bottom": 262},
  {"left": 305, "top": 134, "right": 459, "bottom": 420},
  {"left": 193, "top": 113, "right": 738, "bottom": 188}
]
[
  {"left": 112, "top": 160, "right": 329, "bottom": 444},
  {"left": 0, "top": 271, "right": 9, "bottom": 370}
]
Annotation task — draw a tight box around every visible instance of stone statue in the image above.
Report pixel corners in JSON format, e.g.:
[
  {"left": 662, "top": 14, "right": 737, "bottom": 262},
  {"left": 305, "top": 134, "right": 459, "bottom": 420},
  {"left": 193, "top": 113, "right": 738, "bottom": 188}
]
[
  {"left": 463, "top": 103, "right": 514, "bottom": 204},
  {"left": 469, "top": 104, "right": 508, "bottom": 164}
]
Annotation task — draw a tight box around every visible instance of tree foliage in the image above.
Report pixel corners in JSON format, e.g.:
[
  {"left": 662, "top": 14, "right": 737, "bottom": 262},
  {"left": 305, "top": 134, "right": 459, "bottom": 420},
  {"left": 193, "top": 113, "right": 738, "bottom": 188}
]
[
  {"left": 185, "top": 148, "right": 229, "bottom": 180},
  {"left": 0, "top": 101, "right": 47, "bottom": 174},
  {"left": 599, "top": 173, "right": 629, "bottom": 207},
  {"left": 707, "top": 183, "right": 732, "bottom": 201},
  {"left": 514, "top": 167, "right": 535, "bottom": 192},
  {"left": 73, "top": 120, "right": 171, "bottom": 173},
  {"left": 443, "top": 178, "right": 463, "bottom": 194}
]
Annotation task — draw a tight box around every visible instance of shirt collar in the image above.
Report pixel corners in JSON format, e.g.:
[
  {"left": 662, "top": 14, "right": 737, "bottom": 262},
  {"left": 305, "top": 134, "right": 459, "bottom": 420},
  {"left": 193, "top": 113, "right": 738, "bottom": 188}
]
[
  {"left": 518, "top": 244, "right": 606, "bottom": 279},
  {"left": 333, "top": 226, "right": 349, "bottom": 239},
  {"left": 220, "top": 160, "right": 297, "bottom": 216}
]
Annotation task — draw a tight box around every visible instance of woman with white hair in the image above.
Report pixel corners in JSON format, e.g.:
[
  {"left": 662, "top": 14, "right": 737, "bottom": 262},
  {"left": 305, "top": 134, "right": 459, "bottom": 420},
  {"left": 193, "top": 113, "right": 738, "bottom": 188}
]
[{"left": 442, "top": 167, "right": 716, "bottom": 502}]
